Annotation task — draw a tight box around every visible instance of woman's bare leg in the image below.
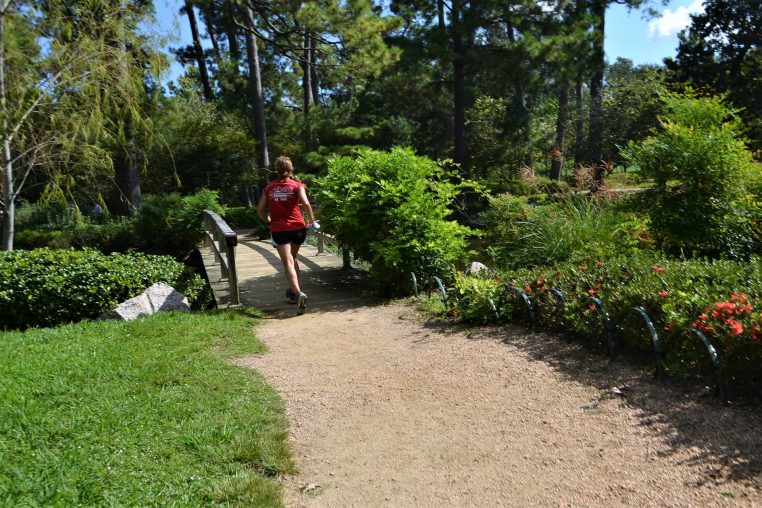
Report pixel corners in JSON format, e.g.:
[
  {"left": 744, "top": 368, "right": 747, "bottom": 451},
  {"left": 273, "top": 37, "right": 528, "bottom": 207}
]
[
  {"left": 276, "top": 244, "right": 300, "bottom": 294},
  {"left": 291, "top": 243, "right": 301, "bottom": 275}
]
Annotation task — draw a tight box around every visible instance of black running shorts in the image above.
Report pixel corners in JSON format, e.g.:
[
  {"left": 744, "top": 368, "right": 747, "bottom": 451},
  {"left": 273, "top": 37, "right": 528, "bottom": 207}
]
[{"left": 271, "top": 228, "right": 307, "bottom": 247}]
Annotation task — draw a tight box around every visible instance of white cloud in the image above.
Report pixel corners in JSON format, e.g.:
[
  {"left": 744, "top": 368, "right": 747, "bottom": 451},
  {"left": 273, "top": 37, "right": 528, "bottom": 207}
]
[{"left": 647, "top": 0, "right": 705, "bottom": 39}]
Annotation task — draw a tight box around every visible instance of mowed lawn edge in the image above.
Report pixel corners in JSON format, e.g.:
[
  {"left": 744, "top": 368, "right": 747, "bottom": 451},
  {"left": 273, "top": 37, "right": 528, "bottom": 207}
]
[{"left": 0, "top": 310, "right": 295, "bottom": 507}]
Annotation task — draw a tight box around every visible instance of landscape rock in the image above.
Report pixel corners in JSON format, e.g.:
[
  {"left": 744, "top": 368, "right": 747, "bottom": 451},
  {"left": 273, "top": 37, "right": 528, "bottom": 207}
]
[
  {"left": 101, "top": 283, "right": 189, "bottom": 321},
  {"left": 465, "top": 261, "right": 490, "bottom": 275}
]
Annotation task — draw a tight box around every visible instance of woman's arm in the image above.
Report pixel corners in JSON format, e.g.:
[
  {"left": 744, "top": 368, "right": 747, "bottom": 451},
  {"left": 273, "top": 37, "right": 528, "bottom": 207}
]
[{"left": 298, "top": 186, "right": 315, "bottom": 224}]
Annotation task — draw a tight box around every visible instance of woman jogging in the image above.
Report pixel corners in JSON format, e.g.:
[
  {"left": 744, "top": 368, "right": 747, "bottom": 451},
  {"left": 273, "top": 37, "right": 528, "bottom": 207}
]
[{"left": 257, "top": 156, "right": 316, "bottom": 315}]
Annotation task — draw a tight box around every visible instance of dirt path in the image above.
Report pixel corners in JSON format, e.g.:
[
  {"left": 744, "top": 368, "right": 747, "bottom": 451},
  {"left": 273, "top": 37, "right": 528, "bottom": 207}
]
[{"left": 238, "top": 300, "right": 762, "bottom": 507}]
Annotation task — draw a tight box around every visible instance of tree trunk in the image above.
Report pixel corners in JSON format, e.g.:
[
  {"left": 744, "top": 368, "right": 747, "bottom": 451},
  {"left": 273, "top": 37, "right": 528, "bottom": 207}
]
[
  {"left": 0, "top": 3, "right": 13, "bottom": 250},
  {"left": 588, "top": 0, "right": 606, "bottom": 187},
  {"left": 224, "top": 0, "right": 240, "bottom": 61},
  {"left": 0, "top": 136, "right": 12, "bottom": 251},
  {"left": 301, "top": 30, "right": 313, "bottom": 148},
  {"left": 506, "top": 20, "right": 532, "bottom": 171},
  {"left": 437, "top": 0, "right": 445, "bottom": 29},
  {"left": 185, "top": 0, "right": 213, "bottom": 101},
  {"left": 574, "top": 76, "right": 585, "bottom": 167},
  {"left": 551, "top": 82, "right": 569, "bottom": 181},
  {"left": 451, "top": 0, "right": 467, "bottom": 175},
  {"left": 309, "top": 33, "right": 319, "bottom": 105},
  {"left": 243, "top": 7, "right": 269, "bottom": 175},
  {"left": 113, "top": 27, "right": 141, "bottom": 216},
  {"left": 114, "top": 142, "right": 141, "bottom": 217},
  {"left": 201, "top": 3, "right": 221, "bottom": 61}
]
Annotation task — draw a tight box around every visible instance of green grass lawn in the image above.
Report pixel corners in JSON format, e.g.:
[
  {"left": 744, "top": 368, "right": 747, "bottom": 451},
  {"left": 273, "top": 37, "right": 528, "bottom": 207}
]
[{"left": 0, "top": 310, "right": 294, "bottom": 507}]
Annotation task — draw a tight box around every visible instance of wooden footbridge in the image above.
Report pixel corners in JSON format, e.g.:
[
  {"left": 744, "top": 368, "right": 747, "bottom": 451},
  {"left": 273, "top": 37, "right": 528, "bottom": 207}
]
[{"left": 200, "top": 211, "right": 370, "bottom": 315}]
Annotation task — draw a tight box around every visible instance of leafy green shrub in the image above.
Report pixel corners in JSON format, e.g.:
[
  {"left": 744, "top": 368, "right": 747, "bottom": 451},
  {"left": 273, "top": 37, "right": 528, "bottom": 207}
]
[
  {"left": 452, "top": 272, "right": 501, "bottom": 324},
  {"left": 0, "top": 248, "right": 210, "bottom": 330},
  {"left": 14, "top": 195, "right": 80, "bottom": 231},
  {"left": 223, "top": 207, "right": 269, "bottom": 239},
  {"left": 14, "top": 229, "right": 73, "bottom": 250},
  {"left": 223, "top": 206, "right": 259, "bottom": 229},
  {"left": 479, "top": 194, "right": 532, "bottom": 263},
  {"left": 75, "top": 218, "right": 137, "bottom": 253},
  {"left": 316, "top": 147, "right": 477, "bottom": 294},
  {"left": 133, "top": 189, "right": 224, "bottom": 257},
  {"left": 622, "top": 90, "right": 761, "bottom": 258}
]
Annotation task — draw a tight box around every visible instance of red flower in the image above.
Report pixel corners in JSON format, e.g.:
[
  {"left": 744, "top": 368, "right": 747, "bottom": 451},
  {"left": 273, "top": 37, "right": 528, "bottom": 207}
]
[
  {"left": 588, "top": 289, "right": 597, "bottom": 296},
  {"left": 595, "top": 261, "right": 604, "bottom": 268},
  {"left": 660, "top": 289, "right": 668, "bottom": 298},
  {"left": 578, "top": 264, "right": 588, "bottom": 270},
  {"left": 587, "top": 303, "right": 596, "bottom": 311},
  {"left": 726, "top": 318, "right": 744, "bottom": 336},
  {"left": 524, "top": 285, "right": 532, "bottom": 293},
  {"left": 698, "top": 313, "right": 707, "bottom": 320},
  {"left": 651, "top": 265, "right": 666, "bottom": 275}
]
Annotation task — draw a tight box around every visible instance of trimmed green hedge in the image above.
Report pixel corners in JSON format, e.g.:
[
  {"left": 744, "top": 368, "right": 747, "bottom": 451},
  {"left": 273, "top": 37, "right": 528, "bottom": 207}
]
[{"left": 0, "top": 248, "right": 210, "bottom": 330}]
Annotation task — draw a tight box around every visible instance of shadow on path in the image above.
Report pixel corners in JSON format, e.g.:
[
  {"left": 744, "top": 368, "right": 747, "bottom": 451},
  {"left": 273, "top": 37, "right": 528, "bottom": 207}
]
[{"left": 441, "top": 321, "right": 762, "bottom": 487}]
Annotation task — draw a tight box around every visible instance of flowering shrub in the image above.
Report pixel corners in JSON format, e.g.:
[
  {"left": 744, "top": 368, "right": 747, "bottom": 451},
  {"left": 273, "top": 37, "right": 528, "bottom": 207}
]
[
  {"left": 448, "top": 253, "right": 761, "bottom": 382},
  {"left": 690, "top": 294, "right": 761, "bottom": 349}
]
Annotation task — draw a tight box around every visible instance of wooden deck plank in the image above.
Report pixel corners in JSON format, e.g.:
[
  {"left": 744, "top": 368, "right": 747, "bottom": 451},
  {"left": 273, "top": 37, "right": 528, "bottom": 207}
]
[{"left": 201, "top": 234, "right": 371, "bottom": 316}]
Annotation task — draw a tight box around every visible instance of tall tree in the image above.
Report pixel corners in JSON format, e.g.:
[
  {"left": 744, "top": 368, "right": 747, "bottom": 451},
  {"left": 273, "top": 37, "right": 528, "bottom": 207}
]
[
  {"left": 241, "top": 5, "right": 268, "bottom": 176},
  {"left": 183, "top": 0, "right": 214, "bottom": 101},
  {"left": 666, "top": 0, "right": 762, "bottom": 151},
  {"left": 0, "top": 0, "right": 164, "bottom": 248},
  {"left": 586, "top": 0, "right": 652, "bottom": 185},
  {"left": 587, "top": 0, "right": 605, "bottom": 184}
]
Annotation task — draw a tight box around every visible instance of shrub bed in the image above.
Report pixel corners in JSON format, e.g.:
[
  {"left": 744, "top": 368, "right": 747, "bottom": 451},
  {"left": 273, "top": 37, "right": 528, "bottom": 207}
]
[
  {"left": 0, "top": 248, "right": 210, "bottom": 330},
  {"left": 449, "top": 254, "right": 761, "bottom": 382}
]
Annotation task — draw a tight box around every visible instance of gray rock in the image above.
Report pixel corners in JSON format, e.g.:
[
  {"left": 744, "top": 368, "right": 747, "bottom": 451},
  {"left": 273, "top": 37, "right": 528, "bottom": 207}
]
[
  {"left": 465, "top": 261, "right": 490, "bottom": 276},
  {"left": 101, "top": 283, "right": 189, "bottom": 321},
  {"left": 145, "top": 282, "right": 190, "bottom": 313}
]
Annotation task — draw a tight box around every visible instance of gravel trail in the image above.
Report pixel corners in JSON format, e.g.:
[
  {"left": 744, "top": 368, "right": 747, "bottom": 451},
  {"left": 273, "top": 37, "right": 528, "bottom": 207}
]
[{"left": 238, "top": 301, "right": 762, "bottom": 507}]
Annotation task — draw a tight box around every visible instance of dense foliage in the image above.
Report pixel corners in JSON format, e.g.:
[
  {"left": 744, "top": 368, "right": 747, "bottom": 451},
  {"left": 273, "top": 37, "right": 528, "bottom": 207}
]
[
  {"left": 623, "top": 92, "right": 761, "bottom": 259},
  {"left": 482, "top": 194, "right": 647, "bottom": 269},
  {"left": 0, "top": 249, "right": 210, "bottom": 330},
  {"left": 13, "top": 189, "right": 223, "bottom": 257},
  {"left": 316, "top": 147, "right": 476, "bottom": 293}
]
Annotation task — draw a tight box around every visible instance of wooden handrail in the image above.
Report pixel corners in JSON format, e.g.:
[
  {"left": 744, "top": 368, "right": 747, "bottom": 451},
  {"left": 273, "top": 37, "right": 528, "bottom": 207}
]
[
  {"left": 314, "top": 231, "right": 351, "bottom": 270},
  {"left": 202, "top": 210, "right": 239, "bottom": 305}
]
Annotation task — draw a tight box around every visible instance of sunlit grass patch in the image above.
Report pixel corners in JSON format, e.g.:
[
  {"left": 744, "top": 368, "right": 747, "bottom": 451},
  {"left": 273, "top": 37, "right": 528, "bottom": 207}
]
[{"left": 0, "top": 310, "right": 294, "bottom": 507}]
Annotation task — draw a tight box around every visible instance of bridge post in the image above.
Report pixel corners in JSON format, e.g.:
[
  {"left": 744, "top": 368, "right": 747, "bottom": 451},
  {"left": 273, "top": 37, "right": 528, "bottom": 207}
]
[{"left": 202, "top": 210, "right": 240, "bottom": 307}]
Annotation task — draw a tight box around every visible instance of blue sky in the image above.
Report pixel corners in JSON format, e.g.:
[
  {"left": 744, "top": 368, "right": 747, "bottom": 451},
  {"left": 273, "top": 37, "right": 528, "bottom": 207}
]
[
  {"left": 150, "top": 0, "right": 706, "bottom": 83},
  {"left": 606, "top": 0, "right": 704, "bottom": 66}
]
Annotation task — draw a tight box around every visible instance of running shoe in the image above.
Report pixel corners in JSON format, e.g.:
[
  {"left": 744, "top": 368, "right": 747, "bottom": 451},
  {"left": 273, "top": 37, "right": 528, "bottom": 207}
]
[
  {"left": 296, "top": 292, "right": 307, "bottom": 315},
  {"left": 286, "top": 288, "right": 297, "bottom": 304}
]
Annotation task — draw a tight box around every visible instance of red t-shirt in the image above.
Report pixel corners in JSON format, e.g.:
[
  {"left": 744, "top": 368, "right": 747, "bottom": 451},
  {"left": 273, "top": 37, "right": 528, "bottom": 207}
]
[{"left": 264, "top": 177, "right": 306, "bottom": 232}]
